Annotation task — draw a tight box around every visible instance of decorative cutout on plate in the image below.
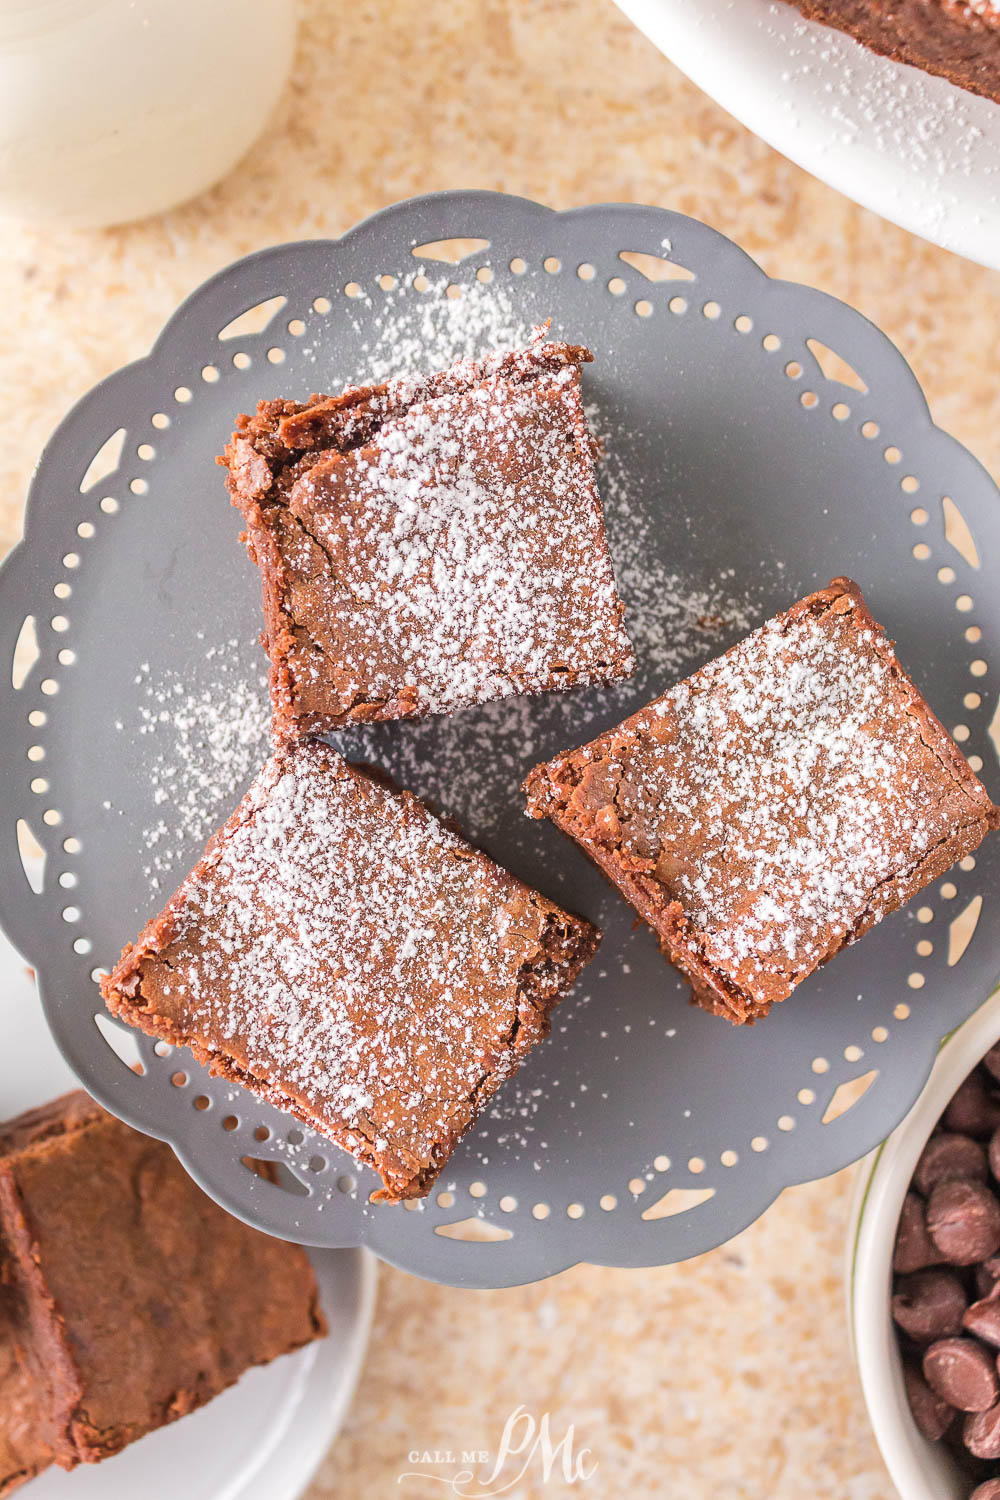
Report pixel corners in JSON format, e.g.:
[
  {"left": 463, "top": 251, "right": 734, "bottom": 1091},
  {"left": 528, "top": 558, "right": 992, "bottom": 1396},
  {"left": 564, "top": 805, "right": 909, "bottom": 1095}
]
[
  {"left": 618, "top": 249, "right": 694, "bottom": 282},
  {"left": 641, "top": 1187, "right": 716, "bottom": 1221},
  {"left": 821, "top": 1070, "right": 879, "bottom": 1124},
  {"left": 435, "top": 1217, "right": 513, "bottom": 1242},
  {"left": 943, "top": 495, "right": 980, "bottom": 570},
  {"left": 410, "top": 238, "right": 490, "bottom": 264},
  {"left": 79, "top": 428, "right": 125, "bottom": 494},
  {"left": 241, "top": 1156, "right": 310, "bottom": 1195},
  {"left": 988, "top": 698, "right": 1000, "bottom": 760},
  {"left": 11, "top": 615, "right": 38, "bottom": 689},
  {"left": 217, "top": 296, "right": 288, "bottom": 340},
  {"left": 93, "top": 1012, "right": 144, "bottom": 1073},
  {"left": 805, "top": 339, "right": 868, "bottom": 392},
  {"left": 949, "top": 895, "right": 984, "bottom": 966},
  {"left": 15, "top": 819, "right": 43, "bottom": 893}
]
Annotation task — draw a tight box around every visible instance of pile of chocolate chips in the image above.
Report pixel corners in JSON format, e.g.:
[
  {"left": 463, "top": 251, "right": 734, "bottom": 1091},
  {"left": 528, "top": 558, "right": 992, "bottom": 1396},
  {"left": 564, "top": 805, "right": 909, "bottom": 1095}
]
[{"left": 894, "top": 1045, "right": 1000, "bottom": 1498}]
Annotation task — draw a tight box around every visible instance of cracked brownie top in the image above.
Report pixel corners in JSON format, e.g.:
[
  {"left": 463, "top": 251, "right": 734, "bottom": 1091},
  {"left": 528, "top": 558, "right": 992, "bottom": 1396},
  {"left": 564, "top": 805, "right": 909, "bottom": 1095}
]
[
  {"left": 221, "top": 332, "right": 635, "bottom": 738},
  {"left": 102, "top": 741, "right": 599, "bottom": 1200},
  {"left": 525, "top": 578, "right": 999, "bottom": 1022}
]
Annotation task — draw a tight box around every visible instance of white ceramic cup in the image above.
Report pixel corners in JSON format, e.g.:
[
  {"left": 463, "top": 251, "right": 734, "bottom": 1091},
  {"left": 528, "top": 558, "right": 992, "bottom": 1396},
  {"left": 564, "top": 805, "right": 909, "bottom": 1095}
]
[
  {"left": 0, "top": 0, "right": 296, "bottom": 228},
  {"left": 849, "top": 988, "right": 1000, "bottom": 1500}
]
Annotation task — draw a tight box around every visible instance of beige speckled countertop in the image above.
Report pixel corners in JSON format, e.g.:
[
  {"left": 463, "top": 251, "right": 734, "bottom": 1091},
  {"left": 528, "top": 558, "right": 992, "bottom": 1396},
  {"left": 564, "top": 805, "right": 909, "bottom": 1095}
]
[{"left": 3, "top": 2, "right": 999, "bottom": 1495}]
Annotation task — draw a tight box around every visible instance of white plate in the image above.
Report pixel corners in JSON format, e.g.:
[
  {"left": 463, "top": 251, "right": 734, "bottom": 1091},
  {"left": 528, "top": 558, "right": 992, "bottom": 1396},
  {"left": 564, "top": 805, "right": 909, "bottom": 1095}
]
[
  {"left": 0, "top": 920, "right": 376, "bottom": 1500},
  {"left": 614, "top": 0, "right": 1000, "bottom": 270}
]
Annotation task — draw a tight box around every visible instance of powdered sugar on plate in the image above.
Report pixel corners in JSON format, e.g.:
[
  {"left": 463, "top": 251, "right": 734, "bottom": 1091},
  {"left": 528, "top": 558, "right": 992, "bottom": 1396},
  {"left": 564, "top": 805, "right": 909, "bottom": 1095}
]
[
  {"left": 338, "top": 400, "right": 770, "bottom": 843},
  {"left": 339, "top": 563, "right": 765, "bottom": 846},
  {"left": 119, "top": 289, "right": 774, "bottom": 920},
  {"left": 303, "top": 273, "right": 532, "bottom": 389},
  {"left": 593, "top": 406, "right": 768, "bottom": 685},
  {"left": 360, "top": 274, "right": 530, "bottom": 383},
  {"left": 118, "top": 641, "right": 269, "bottom": 888}
]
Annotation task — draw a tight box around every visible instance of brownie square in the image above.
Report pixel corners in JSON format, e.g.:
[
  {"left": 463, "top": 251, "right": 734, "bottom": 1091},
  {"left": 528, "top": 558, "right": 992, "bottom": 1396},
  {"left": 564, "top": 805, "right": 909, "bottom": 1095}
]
[
  {"left": 102, "top": 741, "right": 600, "bottom": 1200},
  {"left": 221, "top": 334, "right": 635, "bottom": 738},
  {"left": 0, "top": 1092, "right": 324, "bottom": 1483},
  {"left": 524, "top": 577, "right": 999, "bottom": 1024}
]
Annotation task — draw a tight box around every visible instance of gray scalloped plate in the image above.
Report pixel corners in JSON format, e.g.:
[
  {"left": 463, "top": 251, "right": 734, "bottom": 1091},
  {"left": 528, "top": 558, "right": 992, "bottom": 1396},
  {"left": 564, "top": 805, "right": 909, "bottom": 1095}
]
[{"left": 1, "top": 191, "right": 998, "bottom": 1287}]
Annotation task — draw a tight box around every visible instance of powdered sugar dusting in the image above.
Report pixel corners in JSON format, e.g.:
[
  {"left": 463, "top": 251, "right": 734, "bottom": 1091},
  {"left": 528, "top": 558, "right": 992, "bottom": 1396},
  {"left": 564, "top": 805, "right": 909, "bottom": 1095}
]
[
  {"left": 354, "top": 275, "right": 530, "bottom": 386},
  {"left": 531, "top": 588, "right": 991, "bottom": 1013},
  {"left": 660, "top": 610, "right": 923, "bottom": 969},
  {"left": 129, "top": 311, "right": 767, "bottom": 902},
  {"left": 340, "top": 560, "right": 765, "bottom": 845},
  {"left": 332, "top": 377, "right": 768, "bottom": 840},
  {"left": 298, "top": 274, "right": 532, "bottom": 390},
  {"left": 125, "top": 744, "right": 590, "bottom": 1197},
  {"left": 119, "top": 644, "right": 269, "bottom": 888},
  {"left": 281, "top": 348, "right": 635, "bottom": 720},
  {"left": 593, "top": 410, "right": 767, "bottom": 685}
]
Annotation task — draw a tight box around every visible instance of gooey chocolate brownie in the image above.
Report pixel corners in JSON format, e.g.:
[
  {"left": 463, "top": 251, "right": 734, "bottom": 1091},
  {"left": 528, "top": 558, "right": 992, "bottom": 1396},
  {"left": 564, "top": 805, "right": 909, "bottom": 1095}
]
[
  {"left": 102, "top": 741, "right": 600, "bottom": 1200},
  {"left": 524, "top": 578, "right": 999, "bottom": 1024},
  {"left": 221, "top": 334, "right": 635, "bottom": 737},
  {"left": 0, "top": 1092, "right": 324, "bottom": 1490}
]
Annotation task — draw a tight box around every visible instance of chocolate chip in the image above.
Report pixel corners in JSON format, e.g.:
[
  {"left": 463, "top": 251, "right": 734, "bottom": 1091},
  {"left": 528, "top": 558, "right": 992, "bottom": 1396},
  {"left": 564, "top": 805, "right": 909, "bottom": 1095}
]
[
  {"left": 903, "top": 1361, "right": 956, "bottom": 1441},
  {"left": 915, "top": 1132, "right": 988, "bottom": 1196},
  {"left": 983, "top": 1047, "right": 1000, "bottom": 1085},
  {"left": 923, "top": 1338, "right": 999, "bottom": 1411},
  {"left": 893, "top": 1270, "right": 967, "bottom": 1342},
  {"left": 894, "top": 1192, "right": 942, "bottom": 1273},
  {"left": 927, "top": 1180, "right": 1000, "bottom": 1266},
  {"left": 945, "top": 1073, "right": 1000, "bottom": 1139},
  {"left": 966, "top": 1403, "right": 1000, "bottom": 1460},
  {"left": 989, "top": 1125, "right": 1000, "bottom": 1186},
  {"left": 964, "top": 1297, "right": 1000, "bottom": 1349},
  {"left": 970, "top": 1479, "right": 1000, "bottom": 1500}
]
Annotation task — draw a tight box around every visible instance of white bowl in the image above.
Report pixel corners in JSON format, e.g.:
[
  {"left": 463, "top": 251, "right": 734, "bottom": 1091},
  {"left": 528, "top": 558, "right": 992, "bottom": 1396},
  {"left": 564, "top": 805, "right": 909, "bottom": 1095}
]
[
  {"left": 849, "top": 988, "right": 1000, "bottom": 1500},
  {"left": 0, "top": 0, "right": 297, "bottom": 228}
]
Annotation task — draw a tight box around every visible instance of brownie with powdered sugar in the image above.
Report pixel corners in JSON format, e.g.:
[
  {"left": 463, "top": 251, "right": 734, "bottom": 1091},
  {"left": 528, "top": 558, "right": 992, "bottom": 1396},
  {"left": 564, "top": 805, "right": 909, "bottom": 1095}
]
[
  {"left": 221, "top": 334, "right": 635, "bottom": 738},
  {"left": 103, "top": 741, "right": 599, "bottom": 1200},
  {"left": 524, "top": 578, "right": 998, "bottom": 1024}
]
